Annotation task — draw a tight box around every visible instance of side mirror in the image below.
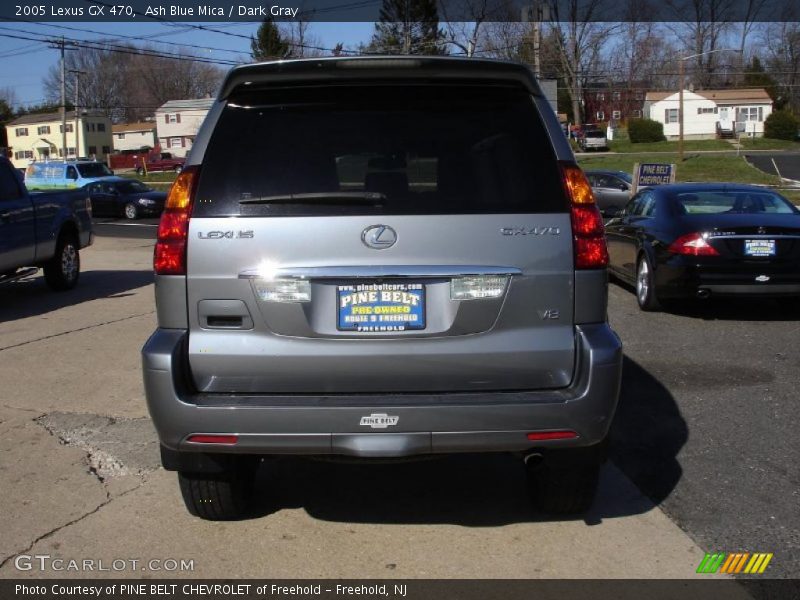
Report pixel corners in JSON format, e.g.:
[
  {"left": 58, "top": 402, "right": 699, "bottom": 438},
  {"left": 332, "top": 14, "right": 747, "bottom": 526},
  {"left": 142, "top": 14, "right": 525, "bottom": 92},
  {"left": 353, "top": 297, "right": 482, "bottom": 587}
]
[{"left": 620, "top": 183, "right": 629, "bottom": 192}]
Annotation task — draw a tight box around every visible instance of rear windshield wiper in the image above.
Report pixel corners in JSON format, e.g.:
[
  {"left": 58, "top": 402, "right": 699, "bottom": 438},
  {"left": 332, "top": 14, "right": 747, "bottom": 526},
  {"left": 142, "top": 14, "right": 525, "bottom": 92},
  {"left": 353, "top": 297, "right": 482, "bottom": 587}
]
[{"left": 239, "top": 192, "right": 386, "bottom": 205}]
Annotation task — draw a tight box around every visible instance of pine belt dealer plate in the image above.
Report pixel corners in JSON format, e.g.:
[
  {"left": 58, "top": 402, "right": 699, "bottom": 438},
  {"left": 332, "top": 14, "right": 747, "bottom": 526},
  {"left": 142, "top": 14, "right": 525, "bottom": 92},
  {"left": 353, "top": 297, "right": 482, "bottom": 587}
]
[
  {"left": 744, "top": 239, "right": 776, "bottom": 257},
  {"left": 337, "top": 282, "right": 425, "bottom": 332}
]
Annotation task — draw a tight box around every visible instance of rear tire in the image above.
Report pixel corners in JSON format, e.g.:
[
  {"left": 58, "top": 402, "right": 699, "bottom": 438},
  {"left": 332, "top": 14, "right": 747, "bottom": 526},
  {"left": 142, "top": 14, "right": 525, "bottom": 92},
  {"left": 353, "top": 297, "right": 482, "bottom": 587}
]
[
  {"left": 527, "top": 462, "right": 600, "bottom": 515},
  {"left": 636, "top": 254, "right": 661, "bottom": 311},
  {"left": 178, "top": 464, "right": 256, "bottom": 520},
  {"left": 135, "top": 167, "right": 144, "bottom": 176},
  {"left": 174, "top": 165, "right": 182, "bottom": 174},
  {"left": 44, "top": 234, "right": 80, "bottom": 291}
]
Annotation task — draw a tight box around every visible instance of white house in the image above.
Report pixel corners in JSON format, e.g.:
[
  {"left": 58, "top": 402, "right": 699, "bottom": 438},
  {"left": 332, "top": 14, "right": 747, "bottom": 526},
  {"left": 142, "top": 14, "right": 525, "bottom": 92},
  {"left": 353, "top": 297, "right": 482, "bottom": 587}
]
[
  {"left": 112, "top": 122, "right": 156, "bottom": 152},
  {"left": 154, "top": 98, "right": 214, "bottom": 157},
  {"left": 644, "top": 88, "right": 773, "bottom": 140}
]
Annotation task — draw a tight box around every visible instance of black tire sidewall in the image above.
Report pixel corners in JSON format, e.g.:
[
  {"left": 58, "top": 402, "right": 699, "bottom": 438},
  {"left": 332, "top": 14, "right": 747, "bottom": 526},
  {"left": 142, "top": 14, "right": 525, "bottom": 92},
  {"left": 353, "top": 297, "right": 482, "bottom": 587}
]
[{"left": 44, "top": 235, "right": 80, "bottom": 291}]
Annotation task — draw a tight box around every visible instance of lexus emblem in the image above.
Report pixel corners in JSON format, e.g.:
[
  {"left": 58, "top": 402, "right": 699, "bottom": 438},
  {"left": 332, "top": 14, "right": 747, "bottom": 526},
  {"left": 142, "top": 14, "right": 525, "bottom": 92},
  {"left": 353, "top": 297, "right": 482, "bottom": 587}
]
[
  {"left": 757, "top": 227, "right": 767, "bottom": 234},
  {"left": 361, "top": 225, "right": 397, "bottom": 250}
]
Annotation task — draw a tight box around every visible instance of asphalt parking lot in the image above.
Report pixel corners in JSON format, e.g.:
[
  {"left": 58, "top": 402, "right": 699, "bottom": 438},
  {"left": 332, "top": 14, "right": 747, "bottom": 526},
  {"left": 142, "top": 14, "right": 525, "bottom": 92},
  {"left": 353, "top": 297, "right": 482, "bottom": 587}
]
[{"left": 0, "top": 233, "right": 796, "bottom": 583}]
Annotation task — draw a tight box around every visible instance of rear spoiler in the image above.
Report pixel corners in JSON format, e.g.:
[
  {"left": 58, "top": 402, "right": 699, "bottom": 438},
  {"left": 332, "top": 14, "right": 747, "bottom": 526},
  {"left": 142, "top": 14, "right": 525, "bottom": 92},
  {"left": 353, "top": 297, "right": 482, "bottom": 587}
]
[{"left": 218, "top": 56, "right": 543, "bottom": 100}]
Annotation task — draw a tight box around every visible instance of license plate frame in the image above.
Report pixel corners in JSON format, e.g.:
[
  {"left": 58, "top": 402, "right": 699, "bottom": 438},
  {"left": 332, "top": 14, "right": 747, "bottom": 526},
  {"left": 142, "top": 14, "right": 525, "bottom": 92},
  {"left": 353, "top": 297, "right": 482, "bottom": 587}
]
[
  {"left": 744, "top": 239, "right": 776, "bottom": 257},
  {"left": 336, "top": 282, "right": 426, "bottom": 332}
]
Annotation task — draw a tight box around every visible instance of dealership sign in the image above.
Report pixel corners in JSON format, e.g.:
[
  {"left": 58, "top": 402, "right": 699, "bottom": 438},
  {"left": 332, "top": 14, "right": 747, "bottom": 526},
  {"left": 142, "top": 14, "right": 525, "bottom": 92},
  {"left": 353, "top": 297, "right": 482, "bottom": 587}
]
[{"left": 632, "top": 163, "right": 676, "bottom": 194}]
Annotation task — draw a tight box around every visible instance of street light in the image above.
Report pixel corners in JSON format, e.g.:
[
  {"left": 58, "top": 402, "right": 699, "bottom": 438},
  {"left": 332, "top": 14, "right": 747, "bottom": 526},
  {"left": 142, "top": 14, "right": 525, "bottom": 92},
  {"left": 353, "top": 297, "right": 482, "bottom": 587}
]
[{"left": 678, "top": 48, "right": 741, "bottom": 162}]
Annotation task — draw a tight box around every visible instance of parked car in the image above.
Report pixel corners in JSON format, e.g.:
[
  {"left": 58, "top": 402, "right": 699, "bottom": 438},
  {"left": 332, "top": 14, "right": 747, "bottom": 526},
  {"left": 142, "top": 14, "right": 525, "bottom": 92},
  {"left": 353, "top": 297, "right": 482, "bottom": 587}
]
[
  {"left": 135, "top": 153, "right": 185, "bottom": 176},
  {"left": 578, "top": 126, "right": 608, "bottom": 151},
  {"left": 143, "top": 57, "right": 623, "bottom": 520},
  {"left": 85, "top": 177, "right": 166, "bottom": 220},
  {"left": 585, "top": 170, "right": 632, "bottom": 216},
  {"left": 605, "top": 183, "right": 800, "bottom": 310},
  {"left": 0, "top": 156, "right": 93, "bottom": 290},
  {"left": 24, "top": 160, "right": 116, "bottom": 190}
]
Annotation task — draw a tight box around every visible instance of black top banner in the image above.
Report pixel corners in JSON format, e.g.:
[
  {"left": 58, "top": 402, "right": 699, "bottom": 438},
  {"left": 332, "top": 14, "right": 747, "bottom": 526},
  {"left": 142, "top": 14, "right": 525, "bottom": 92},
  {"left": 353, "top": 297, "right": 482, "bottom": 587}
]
[{"left": 1, "top": 0, "right": 799, "bottom": 23}]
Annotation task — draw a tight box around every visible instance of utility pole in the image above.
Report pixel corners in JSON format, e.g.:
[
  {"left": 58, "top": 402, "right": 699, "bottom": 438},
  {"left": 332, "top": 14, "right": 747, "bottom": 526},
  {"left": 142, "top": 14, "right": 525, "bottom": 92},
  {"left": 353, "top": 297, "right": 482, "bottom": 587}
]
[
  {"left": 68, "top": 70, "right": 86, "bottom": 158},
  {"left": 60, "top": 37, "right": 66, "bottom": 160}
]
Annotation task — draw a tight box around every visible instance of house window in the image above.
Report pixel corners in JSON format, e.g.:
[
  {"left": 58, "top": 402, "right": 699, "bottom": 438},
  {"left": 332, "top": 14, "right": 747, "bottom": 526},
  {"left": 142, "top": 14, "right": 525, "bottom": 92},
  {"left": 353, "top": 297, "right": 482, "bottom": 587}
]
[
  {"left": 98, "top": 123, "right": 106, "bottom": 132},
  {"left": 102, "top": 146, "right": 110, "bottom": 154},
  {"left": 632, "top": 109, "right": 642, "bottom": 118},
  {"left": 596, "top": 111, "right": 605, "bottom": 121},
  {"left": 86, "top": 123, "right": 96, "bottom": 132},
  {"left": 88, "top": 146, "right": 97, "bottom": 155},
  {"left": 169, "top": 137, "right": 183, "bottom": 148},
  {"left": 58, "top": 148, "right": 77, "bottom": 157},
  {"left": 612, "top": 92, "right": 621, "bottom": 101},
  {"left": 59, "top": 124, "right": 74, "bottom": 133},
  {"left": 665, "top": 108, "right": 679, "bottom": 123},
  {"left": 37, "top": 125, "right": 51, "bottom": 135},
  {"left": 612, "top": 110, "right": 621, "bottom": 120},
  {"left": 596, "top": 92, "right": 605, "bottom": 101},
  {"left": 635, "top": 91, "right": 644, "bottom": 100},
  {"left": 117, "top": 133, "right": 125, "bottom": 139},
  {"left": 166, "top": 113, "right": 180, "bottom": 124},
  {"left": 738, "top": 107, "right": 763, "bottom": 122},
  {"left": 698, "top": 107, "right": 716, "bottom": 114},
  {"left": 15, "top": 127, "right": 28, "bottom": 137}
]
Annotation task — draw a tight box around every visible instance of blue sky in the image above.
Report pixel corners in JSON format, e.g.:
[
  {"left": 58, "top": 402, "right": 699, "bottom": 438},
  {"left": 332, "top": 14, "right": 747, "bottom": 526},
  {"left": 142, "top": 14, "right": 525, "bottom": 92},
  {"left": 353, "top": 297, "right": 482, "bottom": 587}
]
[{"left": 0, "top": 22, "right": 376, "bottom": 106}]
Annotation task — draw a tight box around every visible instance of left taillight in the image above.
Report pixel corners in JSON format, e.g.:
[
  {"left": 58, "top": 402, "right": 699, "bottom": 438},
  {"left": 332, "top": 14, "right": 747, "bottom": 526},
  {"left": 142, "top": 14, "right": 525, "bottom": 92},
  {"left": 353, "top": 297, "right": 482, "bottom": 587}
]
[
  {"left": 154, "top": 165, "right": 199, "bottom": 275},
  {"left": 560, "top": 162, "right": 609, "bottom": 269},
  {"left": 668, "top": 232, "right": 719, "bottom": 256}
]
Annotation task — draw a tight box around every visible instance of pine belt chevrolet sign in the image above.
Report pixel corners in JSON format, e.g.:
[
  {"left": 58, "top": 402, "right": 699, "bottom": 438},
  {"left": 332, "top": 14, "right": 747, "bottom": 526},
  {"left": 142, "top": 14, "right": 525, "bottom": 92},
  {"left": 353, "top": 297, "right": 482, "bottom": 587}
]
[{"left": 632, "top": 162, "right": 676, "bottom": 194}]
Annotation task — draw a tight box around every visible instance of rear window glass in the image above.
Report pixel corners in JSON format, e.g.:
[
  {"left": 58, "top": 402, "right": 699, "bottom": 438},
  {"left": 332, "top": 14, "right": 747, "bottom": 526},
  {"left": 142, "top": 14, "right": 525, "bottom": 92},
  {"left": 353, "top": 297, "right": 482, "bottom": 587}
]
[
  {"left": 584, "top": 130, "right": 606, "bottom": 138},
  {"left": 193, "top": 83, "right": 567, "bottom": 217},
  {"left": 674, "top": 191, "right": 798, "bottom": 215}
]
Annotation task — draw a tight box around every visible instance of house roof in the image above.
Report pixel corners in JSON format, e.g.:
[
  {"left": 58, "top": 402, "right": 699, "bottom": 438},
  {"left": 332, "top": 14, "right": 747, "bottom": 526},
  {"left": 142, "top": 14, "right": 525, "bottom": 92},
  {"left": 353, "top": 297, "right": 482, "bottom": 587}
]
[
  {"left": 156, "top": 98, "right": 214, "bottom": 112},
  {"left": 7, "top": 110, "right": 106, "bottom": 126},
  {"left": 112, "top": 122, "right": 155, "bottom": 133},
  {"left": 645, "top": 88, "right": 772, "bottom": 104}
]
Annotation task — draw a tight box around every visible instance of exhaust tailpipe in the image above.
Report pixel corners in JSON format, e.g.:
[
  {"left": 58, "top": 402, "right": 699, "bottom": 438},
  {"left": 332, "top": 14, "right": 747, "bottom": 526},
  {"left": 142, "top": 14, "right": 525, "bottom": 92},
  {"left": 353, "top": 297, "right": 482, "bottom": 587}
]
[{"left": 696, "top": 289, "right": 711, "bottom": 300}]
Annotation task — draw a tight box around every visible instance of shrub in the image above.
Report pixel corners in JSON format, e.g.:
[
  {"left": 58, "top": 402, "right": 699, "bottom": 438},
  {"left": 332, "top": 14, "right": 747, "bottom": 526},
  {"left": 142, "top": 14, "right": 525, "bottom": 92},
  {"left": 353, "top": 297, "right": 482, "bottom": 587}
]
[
  {"left": 764, "top": 111, "right": 799, "bottom": 141},
  {"left": 628, "top": 119, "right": 666, "bottom": 143}
]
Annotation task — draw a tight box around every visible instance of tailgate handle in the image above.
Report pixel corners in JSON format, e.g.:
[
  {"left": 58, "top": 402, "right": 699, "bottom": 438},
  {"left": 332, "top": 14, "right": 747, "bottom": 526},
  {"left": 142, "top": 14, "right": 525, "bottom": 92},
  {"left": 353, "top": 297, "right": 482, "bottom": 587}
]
[{"left": 198, "top": 300, "right": 253, "bottom": 330}]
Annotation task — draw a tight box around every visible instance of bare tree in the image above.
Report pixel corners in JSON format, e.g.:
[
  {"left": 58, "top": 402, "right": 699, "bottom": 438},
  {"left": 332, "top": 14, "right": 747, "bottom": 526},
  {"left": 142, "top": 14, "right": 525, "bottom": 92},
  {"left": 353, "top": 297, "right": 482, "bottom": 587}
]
[
  {"left": 546, "top": 0, "right": 616, "bottom": 125},
  {"left": 440, "top": 0, "right": 512, "bottom": 56},
  {"left": 762, "top": 12, "right": 800, "bottom": 113},
  {"left": 0, "top": 86, "right": 19, "bottom": 110},
  {"left": 283, "top": 20, "right": 326, "bottom": 58}
]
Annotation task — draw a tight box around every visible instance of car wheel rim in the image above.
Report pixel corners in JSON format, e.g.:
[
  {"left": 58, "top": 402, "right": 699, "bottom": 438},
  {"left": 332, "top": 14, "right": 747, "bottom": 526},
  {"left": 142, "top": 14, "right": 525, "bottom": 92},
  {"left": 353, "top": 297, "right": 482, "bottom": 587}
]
[
  {"left": 61, "top": 244, "right": 77, "bottom": 282},
  {"left": 125, "top": 205, "right": 136, "bottom": 219},
  {"left": 637, "top": 260, "right": 649, "bottom": 304}
]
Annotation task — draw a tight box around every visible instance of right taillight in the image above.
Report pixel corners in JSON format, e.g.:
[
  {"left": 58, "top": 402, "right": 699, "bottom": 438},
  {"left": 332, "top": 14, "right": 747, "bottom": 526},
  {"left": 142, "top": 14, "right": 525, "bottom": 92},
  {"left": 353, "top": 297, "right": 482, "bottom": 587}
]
[
  {"left": 154, "top": 166, "right": 198, "bottom": 275},
  {"left": 668, "top": 232, "right": 719, "bottom": 256},
  {"left": 560, "top": 162, "right": 609, "bottom": 269}
]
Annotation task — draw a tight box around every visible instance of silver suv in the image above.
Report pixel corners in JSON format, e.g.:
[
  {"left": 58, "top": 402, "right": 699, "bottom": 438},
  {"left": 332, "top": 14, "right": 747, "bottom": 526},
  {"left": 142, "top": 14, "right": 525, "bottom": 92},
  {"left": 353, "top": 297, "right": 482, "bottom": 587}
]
[{"left": 142, "top": 57, "right": 623, "bottom": 520}]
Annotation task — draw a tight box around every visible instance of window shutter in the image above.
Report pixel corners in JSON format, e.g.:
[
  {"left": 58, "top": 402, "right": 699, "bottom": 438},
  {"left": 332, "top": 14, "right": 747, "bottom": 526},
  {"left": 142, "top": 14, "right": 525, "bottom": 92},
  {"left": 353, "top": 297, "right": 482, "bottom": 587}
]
[
  {"left": 176, "top": 113, "right": 181, "bottom": 123},
  {"left": 164, "top": 114, "right": 169, "bottom": 123},
  {"left": 665, "top": 109, "right": 669, "bottom": 123},
  {"left": 181, "top": 137, "right": 185, "bottom": 147}
]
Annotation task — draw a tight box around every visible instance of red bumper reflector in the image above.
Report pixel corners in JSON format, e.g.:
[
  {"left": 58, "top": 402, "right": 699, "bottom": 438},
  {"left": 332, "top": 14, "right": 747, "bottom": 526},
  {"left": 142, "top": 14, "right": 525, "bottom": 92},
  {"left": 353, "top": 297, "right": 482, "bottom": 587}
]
[
  {"left": 187, "top": 434, "right": 238, "bottom": 445},
  {"left": 526, "top": 431, "right": 578, "bottom": 441}
]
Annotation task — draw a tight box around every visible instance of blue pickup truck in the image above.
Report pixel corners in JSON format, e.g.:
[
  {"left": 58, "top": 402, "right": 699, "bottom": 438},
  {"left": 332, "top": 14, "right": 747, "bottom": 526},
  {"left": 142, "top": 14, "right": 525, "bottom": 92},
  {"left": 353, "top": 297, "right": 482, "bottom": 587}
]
[{"left": 0, "top": 157, "right": 93, "bottom": 290}]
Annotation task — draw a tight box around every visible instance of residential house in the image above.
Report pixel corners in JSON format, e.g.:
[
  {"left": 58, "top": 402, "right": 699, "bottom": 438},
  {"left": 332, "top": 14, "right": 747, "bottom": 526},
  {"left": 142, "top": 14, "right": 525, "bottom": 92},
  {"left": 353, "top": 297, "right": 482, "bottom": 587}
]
[
  {"left": 112, "top": 122, "right": 156, "bottom": 152},
  {"left": 644, "top": 88, "right": 773, "bottom": 140},
  {"left": 5, "top": 110, "right": 113, "bottom": 169},
  {"left": 583, "top": 82, "right": 649, "bottom": 125},
  {"left": 155, "top": 98, "right": 214, "bottom": 158}
]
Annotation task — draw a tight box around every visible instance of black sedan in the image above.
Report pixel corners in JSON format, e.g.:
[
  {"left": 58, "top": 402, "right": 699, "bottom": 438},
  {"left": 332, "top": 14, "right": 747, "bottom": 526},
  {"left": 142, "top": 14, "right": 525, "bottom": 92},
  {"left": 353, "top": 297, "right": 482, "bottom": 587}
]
[
  {"left": 85, "top": 178, "right": 166, "bottom": 220},
  {"left": 605, "top": 183, "right": 800, "bottom": 310},
  {"left": 585, "top": 170, "right": 632, "bottom": 216}
]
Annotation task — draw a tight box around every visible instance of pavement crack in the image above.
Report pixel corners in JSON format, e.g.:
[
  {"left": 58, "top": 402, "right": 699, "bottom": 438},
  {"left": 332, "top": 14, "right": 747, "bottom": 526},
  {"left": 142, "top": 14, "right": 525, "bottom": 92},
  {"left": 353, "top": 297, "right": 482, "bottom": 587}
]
[
  {"left": 0, "top": 312, "right": 154, "bottom": 352},
  {"left": 0, "top": 482, "right": 144, "bottom": 571}
]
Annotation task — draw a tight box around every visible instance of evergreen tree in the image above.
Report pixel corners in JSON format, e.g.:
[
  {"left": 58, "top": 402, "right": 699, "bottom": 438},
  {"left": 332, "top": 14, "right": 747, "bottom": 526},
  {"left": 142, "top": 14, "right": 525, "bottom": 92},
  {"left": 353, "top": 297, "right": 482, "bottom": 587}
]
[
  {"left": 367, "top": 0, "right": 447, "bottom": 55},
  {"left": 743, "top": 57, "right": 781, "bottom": 108},
  {"left": 251, "top": 19, "right": 292, "bottom": 61}
]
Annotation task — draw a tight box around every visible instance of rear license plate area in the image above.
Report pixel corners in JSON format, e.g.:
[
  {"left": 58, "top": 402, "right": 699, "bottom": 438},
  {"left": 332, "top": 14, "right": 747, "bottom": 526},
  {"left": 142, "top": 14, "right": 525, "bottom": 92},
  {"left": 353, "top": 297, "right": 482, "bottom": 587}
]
[
  {"left": 744, "top": 239, "right": 775, "bottom": 257},
  {"left": 337, "top": 282, "right": 425, "bottom": 332}
]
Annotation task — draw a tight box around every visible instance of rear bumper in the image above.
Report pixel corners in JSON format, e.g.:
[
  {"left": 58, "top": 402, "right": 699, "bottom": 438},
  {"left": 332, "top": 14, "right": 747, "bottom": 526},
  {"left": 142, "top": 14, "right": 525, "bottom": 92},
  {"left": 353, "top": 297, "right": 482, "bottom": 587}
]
[
  {"left": 142, "top": 324, "right": 623, "bottom": 459},
  {"left": 655, "top": 260, "right": 800, "bottom": 298}
]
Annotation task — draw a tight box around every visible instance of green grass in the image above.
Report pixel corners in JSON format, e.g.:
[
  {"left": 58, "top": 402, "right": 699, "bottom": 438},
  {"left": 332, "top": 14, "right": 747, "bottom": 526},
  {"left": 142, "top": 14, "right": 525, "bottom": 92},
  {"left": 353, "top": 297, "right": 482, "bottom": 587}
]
[
  {"left": 578, "top": 153, "right": 780, "bottom": 185},
  {"left": 735, "top": 137, "right": 800, "bottom": 150},
  {"left": 780, "top": 189, "right": 800, "bottom": 205},
  {"left": 606, "top": 139, "right": 732, "bottom": 153}
]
